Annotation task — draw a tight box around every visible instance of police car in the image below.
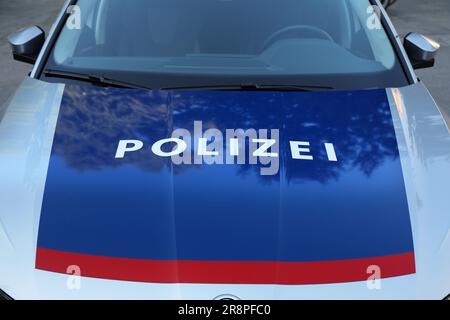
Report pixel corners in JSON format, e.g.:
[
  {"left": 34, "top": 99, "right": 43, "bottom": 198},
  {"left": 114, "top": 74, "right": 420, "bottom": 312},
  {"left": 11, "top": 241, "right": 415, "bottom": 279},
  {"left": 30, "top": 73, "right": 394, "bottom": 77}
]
[{"left": 1, "top": 0, "right": 449, "bottom": 300}]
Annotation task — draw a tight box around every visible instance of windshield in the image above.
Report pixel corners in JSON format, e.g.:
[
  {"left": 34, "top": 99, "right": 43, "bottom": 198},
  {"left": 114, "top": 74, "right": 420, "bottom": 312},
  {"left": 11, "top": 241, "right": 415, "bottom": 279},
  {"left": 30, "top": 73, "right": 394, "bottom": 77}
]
[{"left": 43, "top": 0, "right": 408, "bottom": 90}]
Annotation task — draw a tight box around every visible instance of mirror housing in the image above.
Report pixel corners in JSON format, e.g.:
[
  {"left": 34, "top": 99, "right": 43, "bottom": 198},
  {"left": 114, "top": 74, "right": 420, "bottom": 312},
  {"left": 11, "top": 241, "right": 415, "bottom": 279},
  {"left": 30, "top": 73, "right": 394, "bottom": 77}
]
[
  {"left": 404, "top": 33, "right": 440, "bottom": 69},
  {"left": 8, "top": 26, "right": 45, "bottom": 64}
]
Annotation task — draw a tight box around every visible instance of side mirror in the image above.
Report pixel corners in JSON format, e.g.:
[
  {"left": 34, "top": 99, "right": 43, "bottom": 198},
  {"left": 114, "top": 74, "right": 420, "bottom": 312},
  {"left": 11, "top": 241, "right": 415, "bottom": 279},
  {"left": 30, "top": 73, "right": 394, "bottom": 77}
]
[
  {"left": 8, "top": 26, "right": 45, "bottom": 64},
  {"left": 404, "top": 33, "right": 440, "bottom": 69}
]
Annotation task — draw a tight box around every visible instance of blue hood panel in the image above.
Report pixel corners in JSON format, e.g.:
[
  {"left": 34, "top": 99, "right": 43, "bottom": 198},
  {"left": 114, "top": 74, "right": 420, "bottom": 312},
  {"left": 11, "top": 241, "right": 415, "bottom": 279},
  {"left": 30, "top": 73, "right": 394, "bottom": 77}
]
[{"left": 36, "top": 85, "right": 415, "bottom": 284}]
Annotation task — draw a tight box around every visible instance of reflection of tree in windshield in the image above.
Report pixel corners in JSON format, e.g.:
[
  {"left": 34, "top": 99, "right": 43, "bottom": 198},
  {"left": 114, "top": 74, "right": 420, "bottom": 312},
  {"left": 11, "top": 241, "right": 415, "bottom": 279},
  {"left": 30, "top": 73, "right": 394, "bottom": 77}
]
[{"left": 53, "top": 85, "right": 398, "bottom": 184}]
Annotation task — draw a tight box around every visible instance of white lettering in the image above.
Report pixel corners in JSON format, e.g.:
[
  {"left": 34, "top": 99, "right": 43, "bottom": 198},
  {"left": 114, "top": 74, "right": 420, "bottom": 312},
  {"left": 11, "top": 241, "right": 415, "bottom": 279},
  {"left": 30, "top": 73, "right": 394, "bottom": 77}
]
[
  {"left": 152, "top": 138, "right": 187, "bottom": 157},
  {"left": 252, "top": 139, "right": 278, "bottom": 158},
  {"left": 198, "top": 138, "right": 220, "bottom": 157},
  {"left": 325, "top": 143, "right": 338, "bottom": 162},
  {"left": 115, "top": 140, "right": 144, "bottom": 158},
  {"left": 290, "top": 141, "right": 314, "bottom": 160}
]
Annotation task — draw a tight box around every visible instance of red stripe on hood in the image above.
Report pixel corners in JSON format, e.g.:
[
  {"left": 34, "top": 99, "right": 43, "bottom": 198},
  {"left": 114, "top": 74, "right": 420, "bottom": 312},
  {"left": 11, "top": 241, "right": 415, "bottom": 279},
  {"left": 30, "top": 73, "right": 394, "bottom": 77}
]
[{"left": 36, "top": 248, "right": 415, "bottom": 284}]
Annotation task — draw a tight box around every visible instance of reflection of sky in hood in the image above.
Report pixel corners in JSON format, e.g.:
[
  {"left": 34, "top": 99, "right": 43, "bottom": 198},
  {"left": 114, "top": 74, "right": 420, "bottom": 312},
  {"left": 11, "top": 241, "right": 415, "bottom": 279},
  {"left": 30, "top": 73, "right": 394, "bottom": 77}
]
[
  {"left": 54, "top": 87, "right": 170, "bottom": 172},
  {"left": 54, "top": 85, "right": 399, "bottom": 184}
]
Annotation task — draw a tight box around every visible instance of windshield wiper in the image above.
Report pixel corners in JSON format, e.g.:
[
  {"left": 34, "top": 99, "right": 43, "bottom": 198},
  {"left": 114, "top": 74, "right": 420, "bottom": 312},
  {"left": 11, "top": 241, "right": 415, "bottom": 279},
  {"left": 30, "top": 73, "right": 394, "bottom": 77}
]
[
  {"left": 43, "top": 69, "right": 151, "bottom": 90},
  {"left": 43, "top": 71, "right": 335, "bottom": 92},
  {"left": 161, "top": 83, "right": 335, "bottom": 92}
]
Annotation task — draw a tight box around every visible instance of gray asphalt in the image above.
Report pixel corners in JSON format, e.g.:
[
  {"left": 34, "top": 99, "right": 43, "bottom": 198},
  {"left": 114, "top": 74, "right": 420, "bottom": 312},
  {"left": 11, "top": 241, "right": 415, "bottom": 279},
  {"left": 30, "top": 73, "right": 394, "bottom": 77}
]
[
  {"left": 0, "top": 0, "right": 449, "bottom": 120},
  {"left": 0, "top": 0, "right": 63, "bottom": 109},
  {"left": 389, "top": 0, "right": 450, "bottom": 122}
]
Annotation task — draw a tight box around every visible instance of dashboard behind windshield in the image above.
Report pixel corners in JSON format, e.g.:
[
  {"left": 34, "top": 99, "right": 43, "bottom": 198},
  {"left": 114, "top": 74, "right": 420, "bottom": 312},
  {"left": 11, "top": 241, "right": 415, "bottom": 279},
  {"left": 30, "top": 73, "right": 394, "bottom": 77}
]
[{"left": 43, "top": 0, "right": 408, "bottom": 90}]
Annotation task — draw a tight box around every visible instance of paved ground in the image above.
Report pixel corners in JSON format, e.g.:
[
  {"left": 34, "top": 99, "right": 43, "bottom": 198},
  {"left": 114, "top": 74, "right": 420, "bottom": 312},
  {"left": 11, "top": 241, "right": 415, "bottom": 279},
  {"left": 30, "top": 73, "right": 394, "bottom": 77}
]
[
  {"left": 0, "top": 0, "right": 449, "bottom": 120},
  {"left": 0, "top": 0, "right": 63, "bottom": 109},
  {"left": 389, "top": 0, "right": 450, "bottom": 122}
]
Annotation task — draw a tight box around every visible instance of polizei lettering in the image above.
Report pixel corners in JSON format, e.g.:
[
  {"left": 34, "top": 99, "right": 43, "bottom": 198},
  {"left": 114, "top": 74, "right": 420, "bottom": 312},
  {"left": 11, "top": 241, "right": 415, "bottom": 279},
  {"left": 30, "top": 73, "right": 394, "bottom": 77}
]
[{"left": 115, "top": 121, "right": 338, "bottom": 176}]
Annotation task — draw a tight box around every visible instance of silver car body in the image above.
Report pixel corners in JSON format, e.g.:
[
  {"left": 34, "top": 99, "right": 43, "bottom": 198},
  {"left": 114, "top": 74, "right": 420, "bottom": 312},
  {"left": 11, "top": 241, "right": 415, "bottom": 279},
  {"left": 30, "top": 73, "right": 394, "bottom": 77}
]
[{"left": 0, "top": 0, "right": 449, "bottom": 299}]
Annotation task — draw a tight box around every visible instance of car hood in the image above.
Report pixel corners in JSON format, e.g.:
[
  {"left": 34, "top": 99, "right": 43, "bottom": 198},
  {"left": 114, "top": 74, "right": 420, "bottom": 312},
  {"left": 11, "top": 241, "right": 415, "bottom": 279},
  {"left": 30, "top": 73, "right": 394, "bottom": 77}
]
[{"left": 0, "top": 78, "right": 449, "bottom": 299}]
